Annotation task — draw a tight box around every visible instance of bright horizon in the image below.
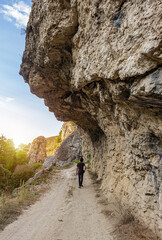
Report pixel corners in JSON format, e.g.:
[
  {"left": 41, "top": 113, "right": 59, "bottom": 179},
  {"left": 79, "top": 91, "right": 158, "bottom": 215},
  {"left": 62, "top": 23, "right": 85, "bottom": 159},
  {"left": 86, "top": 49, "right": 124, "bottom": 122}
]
[{"left": 0, "top": 0, "right": 63, "bottom": 148}]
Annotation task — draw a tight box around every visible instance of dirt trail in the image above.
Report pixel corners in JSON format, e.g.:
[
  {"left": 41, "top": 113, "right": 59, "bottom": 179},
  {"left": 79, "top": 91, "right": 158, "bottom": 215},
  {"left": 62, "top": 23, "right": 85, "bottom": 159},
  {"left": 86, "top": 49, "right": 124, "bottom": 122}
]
[{"left": 0, "top": 166, "right": 113, "bottom": 240}]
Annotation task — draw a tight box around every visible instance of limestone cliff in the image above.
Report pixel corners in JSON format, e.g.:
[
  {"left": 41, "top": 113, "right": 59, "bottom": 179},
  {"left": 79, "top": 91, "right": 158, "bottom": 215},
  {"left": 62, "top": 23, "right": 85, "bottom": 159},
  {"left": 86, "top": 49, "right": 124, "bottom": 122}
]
[
  {"left": 20, "top": 0, "right": 162, "bottom": 237},
  {"left": 28, "top": 136, "right": 46, "bottom": 163}
]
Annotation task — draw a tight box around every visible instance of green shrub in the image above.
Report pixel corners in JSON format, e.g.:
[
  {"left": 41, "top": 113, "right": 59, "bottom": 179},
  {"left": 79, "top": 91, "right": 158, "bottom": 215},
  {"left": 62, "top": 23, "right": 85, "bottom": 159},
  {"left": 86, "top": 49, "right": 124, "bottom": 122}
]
[
  {"left": 17, "top": 182, "right": 31, "bottom": 203},
  {"left": 15, "top": 150, "right": 29, "bottom": 165},
  {"left": 87, "top": 153, "right": 91, "bottom": 169},
  {"left": 12, "top": 165, "right": 35, "bottom": 189},
  {"left": 0, "top": 136, "right": 16, "bottom": 172},
  {"left": 28, "top": 162, "right": 42, "bottom": 172},
  {"left": 74, "top": 160, "right": 80, "bottom": 163},
  {"left": 0, "top": 164, "right": 12, "bottom": 191}
]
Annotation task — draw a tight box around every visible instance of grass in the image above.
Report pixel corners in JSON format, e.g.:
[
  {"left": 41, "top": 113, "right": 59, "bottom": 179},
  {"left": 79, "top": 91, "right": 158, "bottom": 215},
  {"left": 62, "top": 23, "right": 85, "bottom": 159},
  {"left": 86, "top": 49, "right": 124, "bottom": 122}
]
[
  {"left": 30, "top": 176, "right": 48, "bottom": 185},
  {"left": 0, "top": 168, "right": 56, "bottom": 231},
  {"left": 0, "top": 202, "right": 21, "bottom": 230},
  {"left": 74, "top": 160, "right": 79, "bottom": 163},
  {"left": 17, "top": 182, "right": 32, "bottom": 204},
  {"left": 52, "top": 163, "right": 73, "bottom": 170},
  {"left": 0, "top": 187, "right": 36, "bottom": 231},
  {"left": 0, "top": 164, "right": 74, "bottom": 231},
  {"left": 114, "top": 221, "right": 160, "bottom": 240}
]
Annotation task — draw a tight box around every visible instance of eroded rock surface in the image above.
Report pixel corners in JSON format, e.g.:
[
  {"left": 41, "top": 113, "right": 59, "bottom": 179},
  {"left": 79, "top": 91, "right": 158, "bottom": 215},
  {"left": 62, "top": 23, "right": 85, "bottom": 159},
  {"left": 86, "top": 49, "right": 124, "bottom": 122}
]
[
  {"left": 55, "top": 130, "right": 82, "bottom": 163},
  {"left": 20, "top": 0, "right": 162, "bottom": 237},
  {"left": 28, "top": 136, "right": 46, "bottom": 163},
  {"left": 61, "top": 121, "right": 77, "bottom": 141}
]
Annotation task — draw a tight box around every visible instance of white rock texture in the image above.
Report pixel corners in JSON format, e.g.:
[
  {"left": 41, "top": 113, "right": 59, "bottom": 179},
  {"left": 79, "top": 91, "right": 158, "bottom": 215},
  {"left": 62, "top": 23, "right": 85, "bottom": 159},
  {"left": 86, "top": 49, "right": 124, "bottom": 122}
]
[{"left": 20, "top": 0, "right": 162, "bottom": 237}]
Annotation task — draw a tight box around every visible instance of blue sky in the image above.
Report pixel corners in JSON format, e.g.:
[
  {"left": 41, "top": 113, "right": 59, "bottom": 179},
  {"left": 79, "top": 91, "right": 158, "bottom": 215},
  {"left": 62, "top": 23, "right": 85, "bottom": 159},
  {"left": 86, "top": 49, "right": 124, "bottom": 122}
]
[{"left": 0, "top": 0, "right": 63, "bottom": 147}]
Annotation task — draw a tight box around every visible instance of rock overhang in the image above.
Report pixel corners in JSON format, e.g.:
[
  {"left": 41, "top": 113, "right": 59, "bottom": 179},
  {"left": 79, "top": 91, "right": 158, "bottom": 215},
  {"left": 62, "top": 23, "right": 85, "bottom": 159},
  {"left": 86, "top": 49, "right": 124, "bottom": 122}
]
[{"left": 20, "top": 0, "right": 162, "bottom": 136}]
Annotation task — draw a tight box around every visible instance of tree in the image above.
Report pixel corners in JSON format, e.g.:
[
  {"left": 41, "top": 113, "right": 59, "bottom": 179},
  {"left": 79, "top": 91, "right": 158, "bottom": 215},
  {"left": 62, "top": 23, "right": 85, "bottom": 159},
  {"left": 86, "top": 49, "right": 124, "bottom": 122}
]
[
  {"left": 0, "top": 136, "right": 15, "bottom": 170},
  {"left": 0, "top": 135, "right": 7, "bottom": 165},
  {"left": 15, "top": 143, "right": 29, "bottom": 165}
]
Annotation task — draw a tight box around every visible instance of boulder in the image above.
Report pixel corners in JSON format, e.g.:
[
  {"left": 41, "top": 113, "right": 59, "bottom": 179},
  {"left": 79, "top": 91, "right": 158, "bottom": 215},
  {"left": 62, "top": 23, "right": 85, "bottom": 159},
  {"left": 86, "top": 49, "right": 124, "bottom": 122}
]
[
  {"left": 55, "top": 131, "right": 82, "bottom": 163},
  {"left": 43, "top": 156, "right": 56, "bottom": 170}
]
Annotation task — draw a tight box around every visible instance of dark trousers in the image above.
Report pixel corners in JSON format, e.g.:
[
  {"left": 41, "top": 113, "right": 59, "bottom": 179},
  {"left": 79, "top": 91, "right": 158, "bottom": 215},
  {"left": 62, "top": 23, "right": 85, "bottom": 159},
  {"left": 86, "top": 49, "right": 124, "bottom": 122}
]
[{"left": 78, "top": 172, "right": 84, "bottom": 187}]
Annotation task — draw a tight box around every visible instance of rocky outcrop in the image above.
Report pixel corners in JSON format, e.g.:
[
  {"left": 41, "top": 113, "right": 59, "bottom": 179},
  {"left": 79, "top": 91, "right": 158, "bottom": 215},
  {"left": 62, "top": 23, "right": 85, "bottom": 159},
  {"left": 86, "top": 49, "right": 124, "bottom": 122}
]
[
  {"left": 43, "top": 156, "right": 56, "bottom": 170},
  {"left": 28, "top": 136, "right": 46, "bottom": 163},
  {"left": 20, "top": 0, "right": 162, "bottom": 237},
  {"left": 44, "top": 131, "right": 82, "bottom": 168},
  {"left": 61, "top": 121, "right": 77, "bottom": 141},
  {"left": 43, "top": 129, "right": 82, "bottom": 170},
  {"left": 55, "top": 131, "right": 82, "bottom": 163}
]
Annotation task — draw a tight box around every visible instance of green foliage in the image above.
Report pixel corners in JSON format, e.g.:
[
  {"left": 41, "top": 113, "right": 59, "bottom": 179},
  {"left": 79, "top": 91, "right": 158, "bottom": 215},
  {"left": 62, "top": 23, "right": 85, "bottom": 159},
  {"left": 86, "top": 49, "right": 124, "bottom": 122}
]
[
  {"left": 15, "top": 144, "right": 29, "bottom": 165},
  {"left": 0, "top": 136, "right": 32, "bottom": 191},
  {"left": 17, "top": 181, "right": 31, "bottom": 203},
  {"left": 55, "top": 130, "right": 62, "bottom": 144},
  {"left": 12, "top": 165, "right": 35, "bottom": 189},
  {"left": 46, "top": 134, "right": 62, "bottom": 157},
  {"left": 17, "top": 144, "right": 29, "bottom": 152},
  {"left": 70, "top": 121, "right": 76, "bottom": 127},
  {"left": 0, "top": 136, "right": 15, "bottom": 171},
  {"left": 1, "top": 193, "right": 6, "bottom": 208},
  {"left": 74, "top": 160, "right": 80, "bottom": 163},
  {"left": 15, "top": 150, "right": 28, "bottom": 165},
  {"left": 84, "top": 142, "right": 89, "bottom": 147},
  {"left": 87, "top": 153, "right": 91, "bottom": 169},
  {"left": 0, "top": 164, "right": 12, "bottom": 191},
  {"left": 28, "top": 162, "right": 42, "bottom": 172}
]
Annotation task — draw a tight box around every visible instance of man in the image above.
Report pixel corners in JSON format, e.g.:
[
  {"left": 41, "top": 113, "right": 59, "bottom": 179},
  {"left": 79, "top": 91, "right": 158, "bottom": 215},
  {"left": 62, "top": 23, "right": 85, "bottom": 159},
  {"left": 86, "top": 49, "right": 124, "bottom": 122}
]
[{"left": 76, "top": 157, "right": 86, "bottom": 188}]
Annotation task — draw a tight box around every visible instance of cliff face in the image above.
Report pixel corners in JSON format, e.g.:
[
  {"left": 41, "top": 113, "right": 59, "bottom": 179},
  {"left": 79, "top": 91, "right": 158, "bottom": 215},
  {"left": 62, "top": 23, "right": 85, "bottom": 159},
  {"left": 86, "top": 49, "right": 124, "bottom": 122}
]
[
  {"left": 20, "top": 0, "right": 162, "bottom": 236},
  {"left": 61, "top": 121, "right": 77, "bottom": 141},
  {"left": 28, "top": 136, "right": 46, "bottom": 163}
]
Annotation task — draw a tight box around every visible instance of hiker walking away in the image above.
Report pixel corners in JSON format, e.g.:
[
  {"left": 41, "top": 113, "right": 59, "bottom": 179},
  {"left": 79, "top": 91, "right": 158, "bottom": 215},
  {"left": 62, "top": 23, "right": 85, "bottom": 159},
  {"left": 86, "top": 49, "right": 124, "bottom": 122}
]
[{"left": 76, "top": 157, "right": 86, "bottom": 188}]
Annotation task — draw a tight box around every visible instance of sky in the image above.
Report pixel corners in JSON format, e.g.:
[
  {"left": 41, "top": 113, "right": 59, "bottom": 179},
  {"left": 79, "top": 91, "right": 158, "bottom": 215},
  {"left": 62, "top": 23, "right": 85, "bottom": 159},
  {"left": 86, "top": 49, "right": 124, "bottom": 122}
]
[{"left": 0, "top": 0, "right": 63, "bottom": 147}]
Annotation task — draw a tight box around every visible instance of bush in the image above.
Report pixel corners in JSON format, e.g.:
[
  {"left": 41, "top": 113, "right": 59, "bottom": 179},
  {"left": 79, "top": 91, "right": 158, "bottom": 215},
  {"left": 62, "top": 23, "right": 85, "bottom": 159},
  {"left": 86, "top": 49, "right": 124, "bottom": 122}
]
[
  {"left": 0, "top": 136, "right": 15, "bottom": 172},
  {"left": 12, "top": 165, "right": 35, "bottom": 189},
  {"left": 74, "top": 160, "right": 80, "bottom": 163},
  {"left": 0, "top": 165, "right": 12, "bottom": 191},
  {"left": 15, "top": 150, "right": 29, "bottom": 165},
  {"left": 28, "top": 162, "right": 42, "bottom": 172}
]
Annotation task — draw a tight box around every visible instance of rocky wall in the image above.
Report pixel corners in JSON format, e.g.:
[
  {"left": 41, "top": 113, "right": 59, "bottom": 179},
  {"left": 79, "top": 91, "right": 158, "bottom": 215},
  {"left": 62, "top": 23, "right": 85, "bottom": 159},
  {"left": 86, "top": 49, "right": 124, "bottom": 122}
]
[
  {"left": 28, "top": 136, "right": 46, "bottom": 163},
  {"left": 20, "top": 0, "right": 162, "bottom": 237},
  {"left": 61, "top": 121, "right": 77, "bottom": 141}
]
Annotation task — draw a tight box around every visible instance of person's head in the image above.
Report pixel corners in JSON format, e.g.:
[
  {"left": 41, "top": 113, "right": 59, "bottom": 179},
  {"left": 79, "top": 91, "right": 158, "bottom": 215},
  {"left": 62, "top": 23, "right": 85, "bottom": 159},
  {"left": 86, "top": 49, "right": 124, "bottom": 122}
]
[{"left": 80, "top": 157, "right": 83, "bottom": 162}]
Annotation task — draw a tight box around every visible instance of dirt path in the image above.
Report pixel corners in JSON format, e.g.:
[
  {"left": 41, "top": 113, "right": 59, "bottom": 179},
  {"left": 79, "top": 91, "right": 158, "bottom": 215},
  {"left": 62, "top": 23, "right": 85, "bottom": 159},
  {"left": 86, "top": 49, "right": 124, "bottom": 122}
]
[{"left": 0, "top": 166, "right": 113, "bottom": 240}]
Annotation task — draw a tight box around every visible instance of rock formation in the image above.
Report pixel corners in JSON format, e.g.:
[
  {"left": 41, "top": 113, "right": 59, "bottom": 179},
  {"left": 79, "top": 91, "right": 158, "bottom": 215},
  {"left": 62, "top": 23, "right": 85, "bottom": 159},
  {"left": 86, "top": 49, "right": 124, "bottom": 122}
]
[
  {"left": 44, "top": 131, "right": 82, "bottom": 169},
  {"left": 20, "top": 0, "right": 162, "bottom": 237},
  {"left": 61, "top": 121, "right": 77, "bottom": 141},
  {"left": 28, "top": 136, "right": 46, "bottom": 163},
  {"left": 55, "top": 130, "right": 82, "bottom": 163}
]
